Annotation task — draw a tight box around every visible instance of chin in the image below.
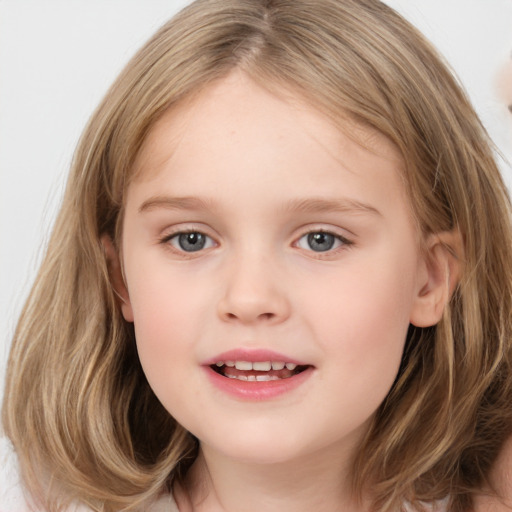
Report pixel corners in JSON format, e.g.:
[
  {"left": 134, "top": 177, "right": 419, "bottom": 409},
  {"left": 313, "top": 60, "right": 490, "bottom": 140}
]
[{"left": 197, "top": 421, "right": 331, "bottom": 467}]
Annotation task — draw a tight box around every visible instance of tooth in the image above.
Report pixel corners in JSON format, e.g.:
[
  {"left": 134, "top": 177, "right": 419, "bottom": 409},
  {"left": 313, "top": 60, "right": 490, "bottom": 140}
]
[
  {"left": 235, "top": 361, "right": 253, "bottom": 370},
  {"left": 225, "top": 361, "right": 235, "bottom": 367},
  {"left": 256, "top": 375, "right": 272, "bottom": 381},
  {"left": 253, "top": 361, "right": 271, "bottom": 371},
  {"left": 247, "top": 375, "right": 256, "bottom": 381},
  {"left": 271, "top": 361, "right": 285, "bottom": 370},
  {"left": 227, "top": 374, "right": 237, "bottom": 379},
  {"left": 285, "top": 362, "right": 297, "bottom": 370},
  {"left": 215, "top": 361, "right": 224, "bottom": 367},
  {"left": 238, "top": 375, "right": 248, "bottom": 381}
]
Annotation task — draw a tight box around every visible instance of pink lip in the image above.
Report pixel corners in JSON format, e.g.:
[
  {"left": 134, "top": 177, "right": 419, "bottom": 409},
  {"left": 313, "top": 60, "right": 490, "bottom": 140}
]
[{"left": 202, "top": 348, "right": 313, "bottom": 401}]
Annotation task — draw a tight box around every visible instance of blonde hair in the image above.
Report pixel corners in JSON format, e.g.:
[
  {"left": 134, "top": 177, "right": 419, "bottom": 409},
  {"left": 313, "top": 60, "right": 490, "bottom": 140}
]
[{"left": 3, "top": 1, "right": 512, "bottom": 511}]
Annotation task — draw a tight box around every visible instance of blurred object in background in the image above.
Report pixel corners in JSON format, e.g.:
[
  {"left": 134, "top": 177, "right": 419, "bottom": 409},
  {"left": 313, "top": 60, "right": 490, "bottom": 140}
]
[{"left": 496, "top": 53, "right": 512, "bottom": 114}]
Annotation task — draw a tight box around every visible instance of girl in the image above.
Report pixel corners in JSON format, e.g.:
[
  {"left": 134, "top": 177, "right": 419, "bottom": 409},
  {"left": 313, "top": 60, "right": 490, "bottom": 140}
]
[{"left": 2, "top": 0, "right": 512, "bottom": 511}]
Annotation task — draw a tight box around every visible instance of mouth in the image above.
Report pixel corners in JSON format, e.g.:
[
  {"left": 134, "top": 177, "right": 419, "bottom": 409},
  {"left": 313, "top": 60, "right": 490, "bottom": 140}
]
[{"left": 210, "top": 360, "right": 311, "bottom": 381}]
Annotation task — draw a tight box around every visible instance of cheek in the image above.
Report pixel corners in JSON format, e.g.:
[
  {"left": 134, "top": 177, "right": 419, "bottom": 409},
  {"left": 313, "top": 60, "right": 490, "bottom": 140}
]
[
  {"left": 301, "top": 252, "right": 417, "bottom": 396},
  {"left": 127, "top": 269, "right": 211, "bottom": 388},
  {"left": 128, "top": 259, "right": 208, "bottom": 334},
  {"left": 306, "top": 255, "right": 416, "bottom": 344}
]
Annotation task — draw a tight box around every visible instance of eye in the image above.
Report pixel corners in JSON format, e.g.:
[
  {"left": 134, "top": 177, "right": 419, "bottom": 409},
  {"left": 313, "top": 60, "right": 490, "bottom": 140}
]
[
  {"left": 167, "top": 231, "right": 215, "bottom": 252},
  {"left": 296, "top": 231, "right": 349, "bottom": 252}
]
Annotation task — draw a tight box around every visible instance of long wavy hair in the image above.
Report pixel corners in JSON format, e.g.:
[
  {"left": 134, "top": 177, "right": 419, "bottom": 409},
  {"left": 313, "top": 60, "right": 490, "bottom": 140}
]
[{"left": 3, "top": 1, "right": 512, "bottom": 511}]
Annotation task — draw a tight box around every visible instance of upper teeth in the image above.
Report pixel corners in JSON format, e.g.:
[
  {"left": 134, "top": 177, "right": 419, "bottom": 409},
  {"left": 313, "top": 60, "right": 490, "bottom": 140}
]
[{"left": 215, "top": 361, "right": 297, "bottom": 371}]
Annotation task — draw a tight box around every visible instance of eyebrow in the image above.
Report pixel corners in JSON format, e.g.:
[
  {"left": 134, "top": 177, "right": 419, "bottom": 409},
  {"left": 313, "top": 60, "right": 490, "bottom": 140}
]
[
  {"left": 281, "top": 197, "right": 381, "bottom": 216},
  {"left": 138, "top": 195, "right": 381, "bottom": 216},
  {"left": 139, "top": 196, "right": 215, "bottom": 213}
]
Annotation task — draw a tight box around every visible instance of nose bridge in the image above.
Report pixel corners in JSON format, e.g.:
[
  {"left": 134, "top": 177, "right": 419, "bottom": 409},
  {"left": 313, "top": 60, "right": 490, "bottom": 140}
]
[{"left": 217, "top": 243, "right": 290, "bottom": 324}]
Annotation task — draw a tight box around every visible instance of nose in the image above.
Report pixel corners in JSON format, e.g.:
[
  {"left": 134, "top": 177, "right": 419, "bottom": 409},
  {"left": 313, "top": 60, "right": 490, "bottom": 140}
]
[{"left": 217, "top": 253, "right": 291, "bottom": 325}]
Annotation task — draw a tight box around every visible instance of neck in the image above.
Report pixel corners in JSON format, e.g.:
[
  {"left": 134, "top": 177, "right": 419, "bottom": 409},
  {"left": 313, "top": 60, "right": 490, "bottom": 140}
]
[{"left": 176, "top": 444, "right": 369, "bottom": 512}]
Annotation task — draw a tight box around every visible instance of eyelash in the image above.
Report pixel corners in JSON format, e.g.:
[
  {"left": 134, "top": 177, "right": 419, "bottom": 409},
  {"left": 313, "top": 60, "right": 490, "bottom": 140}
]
[
  {"left": 159, "top": 228, "right": 353, "bottom": 256},
  {"left": 295, "top": 230, "right": 353, "bottom": 254},
  {"left": 160, "top": 229, "right": 217, "bottom": 254}
]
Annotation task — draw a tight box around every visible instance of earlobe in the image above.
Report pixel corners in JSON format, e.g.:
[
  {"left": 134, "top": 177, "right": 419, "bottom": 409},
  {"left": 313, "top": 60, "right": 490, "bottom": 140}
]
[
  {"left": 101, "top": 235, "right": 134, "bottom": 323},
  {"left": 410, "top": 230, "right": 463, "bottom": 328}
]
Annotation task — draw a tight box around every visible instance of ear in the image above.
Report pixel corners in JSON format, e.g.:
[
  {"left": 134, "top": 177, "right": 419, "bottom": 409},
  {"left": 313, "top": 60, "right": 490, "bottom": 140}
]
[
  {"left": 410, "top": 230, "right": 463, "bottom": 328},
  {"left": 101, "top": 235, "right": 134, "bottom": 323}
]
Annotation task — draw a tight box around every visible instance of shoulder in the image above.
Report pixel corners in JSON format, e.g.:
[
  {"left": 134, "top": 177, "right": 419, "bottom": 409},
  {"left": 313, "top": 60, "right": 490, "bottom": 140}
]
[{"left": 0, "top": 437, "right": 178, "bottom": 512}]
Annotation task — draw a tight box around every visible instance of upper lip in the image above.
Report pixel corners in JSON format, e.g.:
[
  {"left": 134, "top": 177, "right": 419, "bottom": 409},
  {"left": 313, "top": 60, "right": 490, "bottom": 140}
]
[{"left": 203, "top": 348, "right": 309, "bottom": 367}]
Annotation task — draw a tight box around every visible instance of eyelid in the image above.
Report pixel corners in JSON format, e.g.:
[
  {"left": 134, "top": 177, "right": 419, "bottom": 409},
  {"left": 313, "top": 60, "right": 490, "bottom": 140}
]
[
  {"left": 160, "top": 227, "right": 212, "bottom": 243},
  {"left": 299, "top": 229, "right": 352, "bottom": 244},
  {"left": 158, "top": 222, "right": 217, "bottom": 241},
  {"left": 294, "top": 224, "right": 355, "bottom": 241}
]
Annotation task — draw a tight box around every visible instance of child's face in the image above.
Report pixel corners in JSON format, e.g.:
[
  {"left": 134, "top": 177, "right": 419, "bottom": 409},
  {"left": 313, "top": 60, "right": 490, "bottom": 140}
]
[{"left": 118, "top": 71, "right": 431, "bottom": 467}]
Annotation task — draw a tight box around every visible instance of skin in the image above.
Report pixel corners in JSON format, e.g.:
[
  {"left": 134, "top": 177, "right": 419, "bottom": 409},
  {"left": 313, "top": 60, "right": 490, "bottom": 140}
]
[{"left": 106, "top": 71, "right": 457, "bottom": 512}]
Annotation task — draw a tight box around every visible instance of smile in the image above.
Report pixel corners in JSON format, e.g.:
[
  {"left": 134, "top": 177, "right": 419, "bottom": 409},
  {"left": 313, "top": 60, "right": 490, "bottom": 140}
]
[
  {"left": 204, "top": 350, "right": 314, "bottom": 400},
  {"left": 211, "top": 360, "right": 309, "bottom": 381}
]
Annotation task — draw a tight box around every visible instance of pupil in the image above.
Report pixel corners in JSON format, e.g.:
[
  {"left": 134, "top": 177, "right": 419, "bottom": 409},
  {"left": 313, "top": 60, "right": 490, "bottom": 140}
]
[
  {"left": 308, "top": 232, "right": 335, "bottom": 252},
  {"left": 179, "top": 232, "right": 206, "bottom": 252}
]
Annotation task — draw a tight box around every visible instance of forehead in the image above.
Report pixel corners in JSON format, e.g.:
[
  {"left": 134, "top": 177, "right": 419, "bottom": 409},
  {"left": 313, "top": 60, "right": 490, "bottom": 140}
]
[{"left": 131, "top": 71, "right": 404, "bottom": 185}]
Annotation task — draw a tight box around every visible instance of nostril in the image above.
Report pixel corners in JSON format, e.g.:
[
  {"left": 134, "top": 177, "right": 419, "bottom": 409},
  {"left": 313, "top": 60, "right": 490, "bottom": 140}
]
[
  {"left": 220, "top": 308, "right": 280, "bottom": 323},
  {"left": 217, "top": 291, "right": 290, "bottom": 325}
]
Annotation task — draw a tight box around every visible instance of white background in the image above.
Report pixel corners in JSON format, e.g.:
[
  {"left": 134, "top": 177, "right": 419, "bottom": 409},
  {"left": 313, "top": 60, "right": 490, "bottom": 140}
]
[{"left": 1, "top": 0, "right": 512, "bottom": 403}]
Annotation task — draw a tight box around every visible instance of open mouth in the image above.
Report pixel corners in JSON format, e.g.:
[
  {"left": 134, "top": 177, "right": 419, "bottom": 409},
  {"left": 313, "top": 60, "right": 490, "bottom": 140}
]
[{"left": 210, "top": 360, "right": 310, "bottom": 381}]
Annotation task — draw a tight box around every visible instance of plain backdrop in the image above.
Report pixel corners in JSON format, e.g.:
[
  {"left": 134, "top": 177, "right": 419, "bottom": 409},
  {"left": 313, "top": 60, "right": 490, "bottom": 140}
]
[{"left": 1, "top": 0, "right": 512, "bottom": 404}]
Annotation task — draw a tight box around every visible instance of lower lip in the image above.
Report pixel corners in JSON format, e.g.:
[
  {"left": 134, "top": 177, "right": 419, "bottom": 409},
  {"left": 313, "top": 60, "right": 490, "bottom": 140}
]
[{"left": 204, "top": 366, "right": 314, "bottom": 400}]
